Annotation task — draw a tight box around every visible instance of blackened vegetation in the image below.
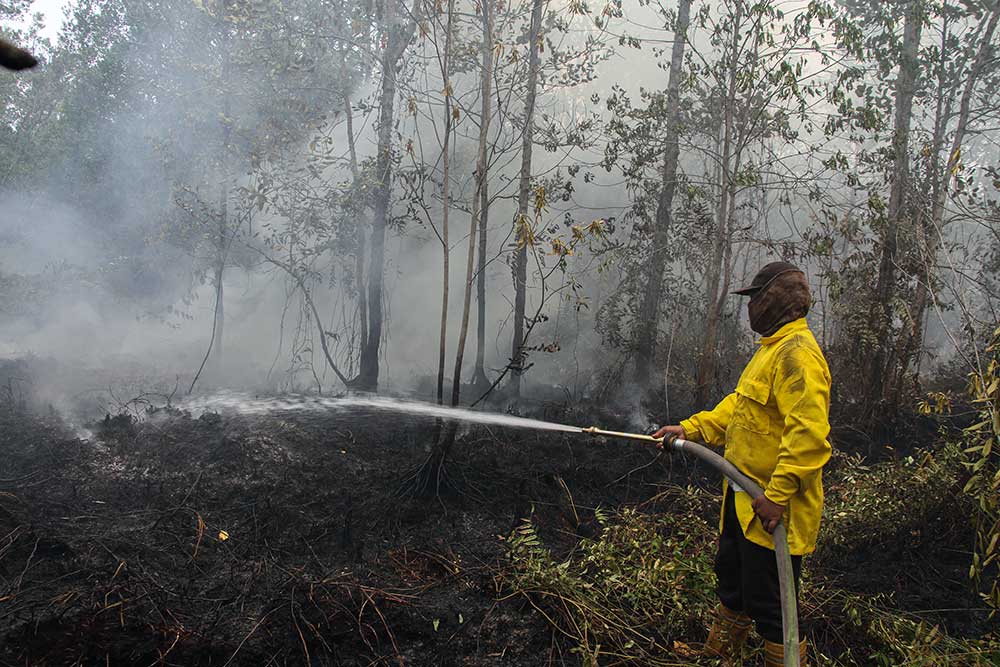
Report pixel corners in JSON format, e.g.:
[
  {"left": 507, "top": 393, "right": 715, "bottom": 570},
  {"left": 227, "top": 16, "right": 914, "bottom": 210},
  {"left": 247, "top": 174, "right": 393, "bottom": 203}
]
[
  {"left": 0, "top": 389, "right": 991, "bottom": 664},
  {"left": 0, "top": 399, "right": 681, "bottom": 665}
]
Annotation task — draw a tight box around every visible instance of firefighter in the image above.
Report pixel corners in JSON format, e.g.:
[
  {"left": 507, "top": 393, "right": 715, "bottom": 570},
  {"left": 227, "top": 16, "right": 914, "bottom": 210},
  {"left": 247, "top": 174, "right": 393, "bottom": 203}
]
[{"left": 653, "top": 261, "right": 831, "bottom": 667}]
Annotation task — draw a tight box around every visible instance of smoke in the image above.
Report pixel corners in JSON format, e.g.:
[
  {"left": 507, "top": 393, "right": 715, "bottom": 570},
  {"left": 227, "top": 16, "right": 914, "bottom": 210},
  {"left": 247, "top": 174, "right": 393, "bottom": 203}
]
[
  {"left": 3, "top": 0, "right": 988, "bottom": 426},
  {"left": 0, "top": 0, "right": 727, "bottom": 420}
]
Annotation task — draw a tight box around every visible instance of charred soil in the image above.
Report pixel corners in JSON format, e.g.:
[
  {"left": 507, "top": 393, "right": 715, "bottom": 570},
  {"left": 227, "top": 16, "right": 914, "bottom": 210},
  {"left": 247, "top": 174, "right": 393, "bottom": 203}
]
[
  {"left": 0, "top": 397, "right": 992, "bottom": 665},
  {"left": 0, "top": 400, "right": 688, "bottom": 666}
]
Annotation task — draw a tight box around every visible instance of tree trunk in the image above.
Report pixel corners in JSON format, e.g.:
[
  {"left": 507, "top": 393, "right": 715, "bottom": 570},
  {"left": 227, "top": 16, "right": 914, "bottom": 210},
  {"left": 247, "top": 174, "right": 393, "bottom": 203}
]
[
  {"left": 211, "top": 188, "right": 226, "bottom": 380},
  {"left": 209, "top": 5, "right": 232, "bottom": 384},
  {"left": 869, "top": 0, "right": 923, "bottom": 407},
  {"left": 508, "top": 0, "right": 544, "bottom": 399},
  {"left": 354, "top": 0, "right": 416, "bottom": 391},
  {"left": 473, "top": 166, "right": 491, "bottom": 391},
  {"left": 896, "top": 3, "right": 999, "bottom": 395},
  {"left": 436, "top": 0, "right": 456, "bottom": 405},
  {"left": 342, "top": 58, "right": 368, "bottom": 368},
  {"left": 421, "top": 0, "right": 498, "bottom": 494},
  {"left": 634, "top": 0, "right": 691, "bottom": 390},
  {"left": 452, "top": 0, "right": 494, "bottom": 408},
  {"left": 695, "top": 0, "right": 743, "bottom": 408}
]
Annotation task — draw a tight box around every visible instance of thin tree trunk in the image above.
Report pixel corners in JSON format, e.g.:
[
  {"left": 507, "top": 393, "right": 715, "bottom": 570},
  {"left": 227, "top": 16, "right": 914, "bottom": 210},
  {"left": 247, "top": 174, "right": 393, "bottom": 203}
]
[
  {"left": 870, "top": 0, "right": 923, "bottom": 407},
  {"left": 695, "top": 0, "right": 743, "bottom": 408},
  {"left": 192, "top": 4, "right": 232, "bottom": 393},
  {"left": 473, "top": 166, "right": 491, "bottom": 390},
  {"left": 422, "top": 0, "right": 497, "bottom": 494},
  {"left": 635, "top": 0, "right": 691, "bottom": 390},
  {"left": 342, "top": 58, "right": 368, "bottom": 361},
  {"left": 212, "top": 190, "right": 226, "bottom": 379},
  {"left": 508, "top": 0, "right": 544, "bottom": 399},
  {"left": 436, "top": 0, "right": 456, "bottom": 405},
  {"left": 452, "top": 0, "right": 494, "bottom": 408},
  {"left": 355, "top": 0, "right": 416, "bottom": 390},
  {"left": 210, "top": 4, "right": 232, "bottom": 383}
]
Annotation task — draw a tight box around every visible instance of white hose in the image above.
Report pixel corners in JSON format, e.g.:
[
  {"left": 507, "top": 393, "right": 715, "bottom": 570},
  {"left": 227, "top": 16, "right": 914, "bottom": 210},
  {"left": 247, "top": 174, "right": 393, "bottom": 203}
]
[{"left": 671, "top": 437, "right": 799, "bottom": 667}]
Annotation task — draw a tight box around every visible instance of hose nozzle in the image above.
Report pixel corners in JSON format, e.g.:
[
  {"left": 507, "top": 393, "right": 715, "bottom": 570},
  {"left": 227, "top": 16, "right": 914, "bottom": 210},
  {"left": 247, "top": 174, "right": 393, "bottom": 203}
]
[{"left": 580, "top": 426, "right": 663, "bottom": 445}]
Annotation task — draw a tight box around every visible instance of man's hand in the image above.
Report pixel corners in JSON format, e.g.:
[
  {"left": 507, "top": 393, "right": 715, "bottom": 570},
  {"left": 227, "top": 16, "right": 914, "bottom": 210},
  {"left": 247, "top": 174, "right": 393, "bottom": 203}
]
[
  {"left": 651, "top": 425, "right": 685, "bottom": 450},
  {"left": 752, "top": 496, "right": 786, "bottom": 534}
]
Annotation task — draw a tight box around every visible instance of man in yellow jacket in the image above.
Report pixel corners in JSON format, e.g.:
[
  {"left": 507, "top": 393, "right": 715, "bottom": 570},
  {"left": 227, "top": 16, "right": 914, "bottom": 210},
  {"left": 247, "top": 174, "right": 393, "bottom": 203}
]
[{"left": 653, "top": 261, "right": 831, "bottom": 667}]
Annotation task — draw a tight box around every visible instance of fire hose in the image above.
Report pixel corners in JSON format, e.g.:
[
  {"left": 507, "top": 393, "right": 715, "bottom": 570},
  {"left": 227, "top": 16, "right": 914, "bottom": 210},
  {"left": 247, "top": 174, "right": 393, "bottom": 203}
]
[{"left": 581, "top": 427, "right": 799, "bottom": 667}]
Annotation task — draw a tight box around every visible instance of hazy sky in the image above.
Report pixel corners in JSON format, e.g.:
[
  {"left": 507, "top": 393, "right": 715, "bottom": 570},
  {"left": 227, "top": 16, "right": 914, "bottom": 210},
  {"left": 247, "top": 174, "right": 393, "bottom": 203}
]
[{"left": 28, "top": 0, "right": 66, "bottom": 40}]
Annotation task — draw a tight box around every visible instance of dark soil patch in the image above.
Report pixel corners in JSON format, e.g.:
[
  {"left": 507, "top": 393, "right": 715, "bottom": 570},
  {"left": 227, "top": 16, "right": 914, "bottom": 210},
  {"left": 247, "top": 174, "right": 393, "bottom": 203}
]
[
  {"left": 0, "top": 393, "right": 993, "bottom": 665},
  {"left": 0, "top": 400, "right": 688, "bottom": 666}
]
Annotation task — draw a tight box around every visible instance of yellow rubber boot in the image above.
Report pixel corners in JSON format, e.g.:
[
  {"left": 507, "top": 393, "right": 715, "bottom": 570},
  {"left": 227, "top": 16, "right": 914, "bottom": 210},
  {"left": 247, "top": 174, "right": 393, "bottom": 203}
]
[
  {"left": 674, "top": 604, "right": 751, "bottom": 666},
  {"left": 763, "top": 638, "right": 808, "bottom": 667}
]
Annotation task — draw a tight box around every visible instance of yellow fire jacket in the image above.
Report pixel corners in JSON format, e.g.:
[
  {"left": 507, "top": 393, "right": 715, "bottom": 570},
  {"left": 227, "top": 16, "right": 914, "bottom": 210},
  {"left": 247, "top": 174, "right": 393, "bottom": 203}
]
[{"left": 680, "top": 318, "right": 832, "bottom": 555}]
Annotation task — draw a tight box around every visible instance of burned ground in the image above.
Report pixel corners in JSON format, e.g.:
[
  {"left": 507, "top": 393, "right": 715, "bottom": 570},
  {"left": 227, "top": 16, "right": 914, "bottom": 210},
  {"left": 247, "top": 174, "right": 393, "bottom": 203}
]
[
  {"left": 0, "top": 398, "right": 692, "bottom": 666},
  {"left": 0, "top": 395, "right": 991, "bottom": 666}
]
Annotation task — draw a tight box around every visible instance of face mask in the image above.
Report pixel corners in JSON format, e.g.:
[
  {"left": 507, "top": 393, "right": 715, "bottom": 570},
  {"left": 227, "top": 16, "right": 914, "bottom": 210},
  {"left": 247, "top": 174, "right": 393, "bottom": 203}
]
[{"left": 746, "top": 271, "right": 811, "bottom": 336}]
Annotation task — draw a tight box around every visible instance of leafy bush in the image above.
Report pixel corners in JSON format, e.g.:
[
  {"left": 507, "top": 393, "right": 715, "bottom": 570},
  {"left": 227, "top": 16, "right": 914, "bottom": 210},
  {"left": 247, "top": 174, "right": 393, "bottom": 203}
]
[
  {"left": 819, "top": 445, "right": 968, "bottom": 562},
  {"left": 505, "top": 474, "right": 998, "bottom": 666},
  {"left": 503, "top": 499, "right": 717, "bottom": 665},
  {"left": 830, "top": 589, "right": 1000, "bottom": 666},
  {"left": 963, "top": 326, "right": 1000, "bottom": 613}
]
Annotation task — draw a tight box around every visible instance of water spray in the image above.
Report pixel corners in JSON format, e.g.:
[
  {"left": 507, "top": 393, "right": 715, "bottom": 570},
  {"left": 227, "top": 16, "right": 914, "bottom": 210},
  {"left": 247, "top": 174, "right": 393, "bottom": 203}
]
[{"left": 581, "top": 427, "right": 800, "bottom": 667}]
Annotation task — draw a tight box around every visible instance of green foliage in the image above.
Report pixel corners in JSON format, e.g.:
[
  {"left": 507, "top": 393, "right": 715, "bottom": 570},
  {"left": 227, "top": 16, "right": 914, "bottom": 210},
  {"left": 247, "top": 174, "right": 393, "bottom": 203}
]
[
  {"left": 964, "top": 326, "right": 1000, "bottom": 613},
  {"left": 814, "top": 436, "right": 1000, "bottom": 664},
  {"left": 833, "top": 589, "right": 1000, "bottom": 666},
  {"left": 504, "top": 503, "right": 717, "bottom": 665},
  {"left": 819, "top": 444, "right": 967, "bottom": 561},
  {"left": 505, "top": 480, "right": 998, "bottom": 666}
]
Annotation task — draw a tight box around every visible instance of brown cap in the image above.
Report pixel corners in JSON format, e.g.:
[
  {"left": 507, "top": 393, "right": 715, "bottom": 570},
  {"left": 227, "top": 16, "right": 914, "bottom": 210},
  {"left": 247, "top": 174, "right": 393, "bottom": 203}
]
[{"left": 733, "top": 261, "right": 804, "bottom": 296}]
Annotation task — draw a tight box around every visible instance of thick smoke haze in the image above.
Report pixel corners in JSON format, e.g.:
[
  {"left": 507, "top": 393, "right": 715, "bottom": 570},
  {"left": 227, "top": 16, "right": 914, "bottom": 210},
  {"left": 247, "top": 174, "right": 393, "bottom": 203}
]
[{"left": 0, "top": 0, "right": 997, "bottom": 425}]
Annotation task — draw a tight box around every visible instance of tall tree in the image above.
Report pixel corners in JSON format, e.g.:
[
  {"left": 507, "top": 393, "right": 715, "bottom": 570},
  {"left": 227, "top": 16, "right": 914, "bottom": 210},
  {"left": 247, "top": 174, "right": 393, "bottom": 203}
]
[
  {"left": 694, "top": 0, "right": 744, "bottom": 408},
  {"left": 414, "top": 0, "right": 498, "bottom": 496},
  {"left": 684, "top": 0, "right": 831, "bottom": 407},
  {"left": 634, "top": 0, "right": 691, "bottom": 391},
  {"left": 867, "top": 0, "right": 924, "bottom": 410},
  {"left": 354, "top": 0, "right": 419, "bottom": 390},
  {"left": 208, "top": 1, "right": 233, "bottom": 383},
  {"left": 508, "top": 0, "right": 544, "bottom": 399},
  {"left": 896, "top": 2, "right": 1000, "bottom": 399},
  {"left": 435, "top": 0, "right": 457, "bottom": 405},
  {"left": 454, "top": 0, "right": 495, "bottom": 406}
]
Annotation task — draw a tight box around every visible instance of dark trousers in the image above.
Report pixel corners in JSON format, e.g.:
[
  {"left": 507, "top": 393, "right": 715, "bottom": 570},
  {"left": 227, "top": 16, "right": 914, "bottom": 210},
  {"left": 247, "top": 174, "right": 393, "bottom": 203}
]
[{"left": 715, "top": 489, "right": 802, "bottom": 643}]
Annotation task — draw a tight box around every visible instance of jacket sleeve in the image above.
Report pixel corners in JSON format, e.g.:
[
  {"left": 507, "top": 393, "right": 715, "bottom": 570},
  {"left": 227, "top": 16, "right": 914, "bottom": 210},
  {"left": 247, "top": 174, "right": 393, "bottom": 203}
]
[
  {"left": 765, "top": 342, "right": 832, "bottom": 505},
  {"left": 680, "top": 392, "right": 737, "bottom": 447}
]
